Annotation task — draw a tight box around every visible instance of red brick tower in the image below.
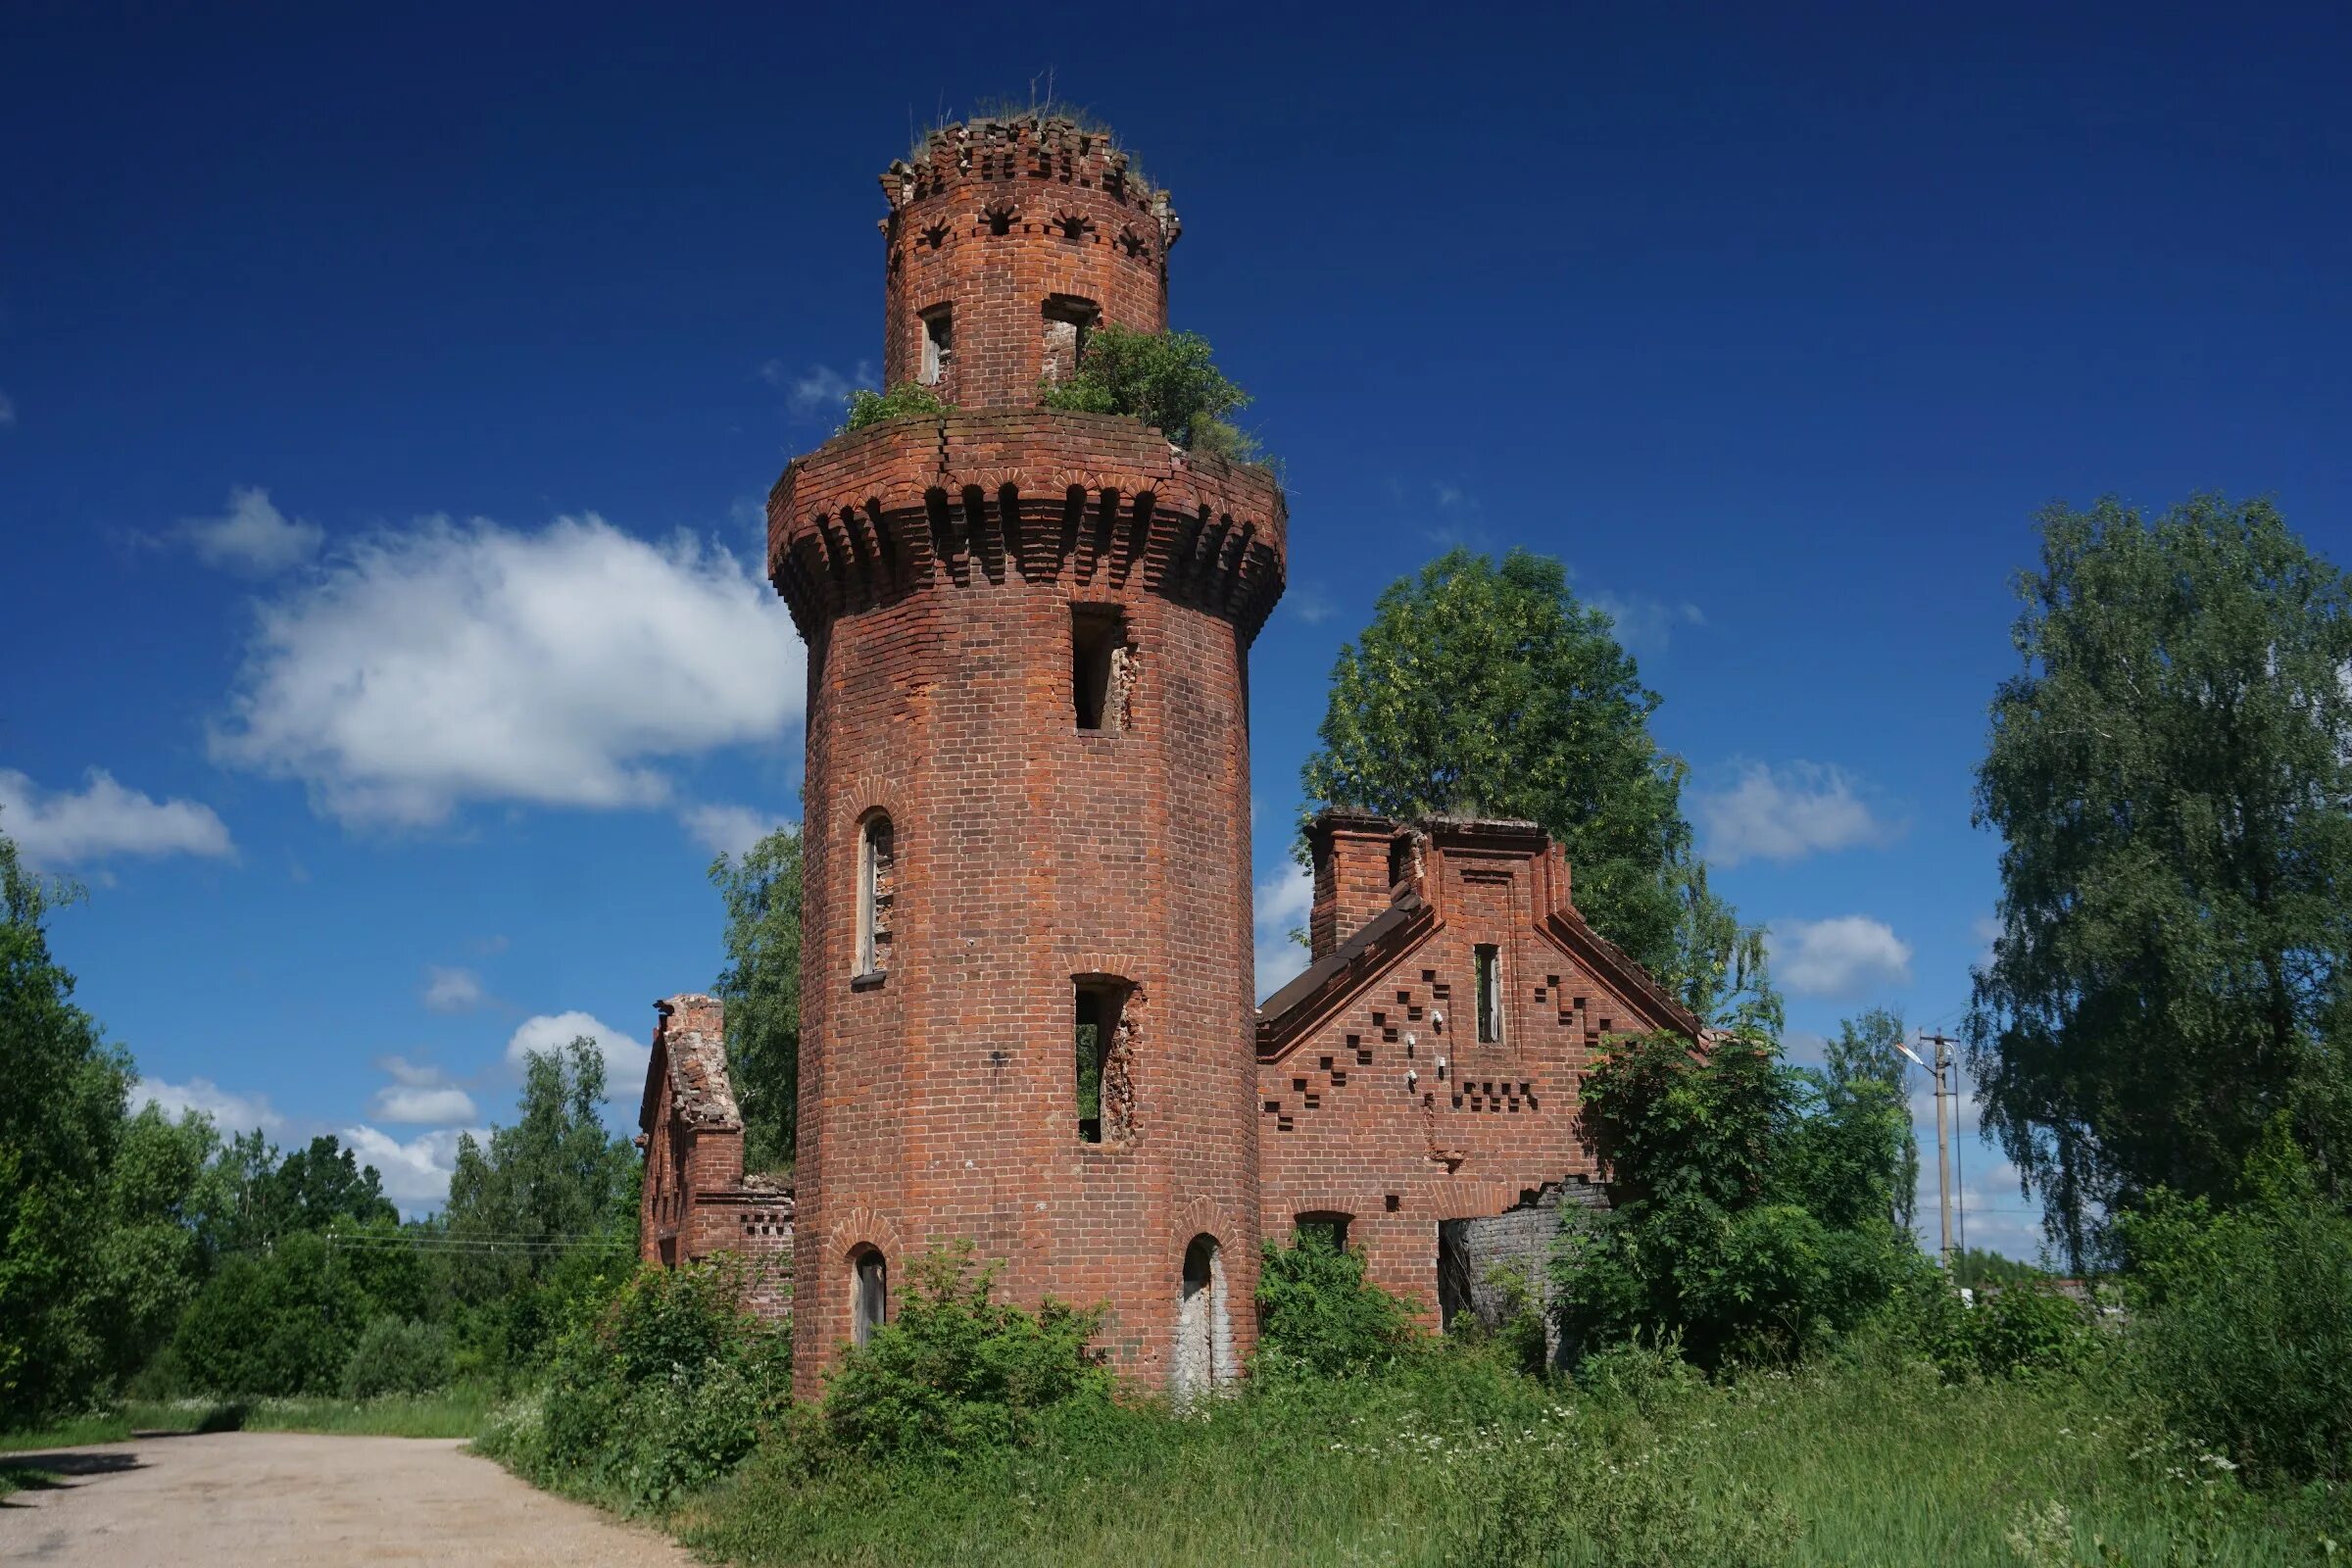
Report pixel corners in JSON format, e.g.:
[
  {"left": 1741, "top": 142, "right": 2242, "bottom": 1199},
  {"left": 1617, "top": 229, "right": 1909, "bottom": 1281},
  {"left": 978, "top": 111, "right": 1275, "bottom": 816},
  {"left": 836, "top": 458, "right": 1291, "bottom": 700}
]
[{"left": 769, "top": 116, "right": 1286, "bottom": 1396}]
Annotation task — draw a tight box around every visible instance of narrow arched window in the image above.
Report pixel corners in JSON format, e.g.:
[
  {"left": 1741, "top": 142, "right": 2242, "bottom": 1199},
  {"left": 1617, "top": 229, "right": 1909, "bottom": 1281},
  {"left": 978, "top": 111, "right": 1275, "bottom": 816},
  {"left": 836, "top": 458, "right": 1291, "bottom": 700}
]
[
  {"left": 857, "top": 814, "right": 894, "bottom": 977},
  {"left": 851, "top": 1247, "right": 887, "bottom": 1348}
]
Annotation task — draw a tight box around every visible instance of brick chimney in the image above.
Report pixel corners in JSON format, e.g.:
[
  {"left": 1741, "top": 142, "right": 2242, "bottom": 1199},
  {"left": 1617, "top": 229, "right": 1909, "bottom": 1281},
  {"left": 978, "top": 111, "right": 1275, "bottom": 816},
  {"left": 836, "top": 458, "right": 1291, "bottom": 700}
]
[{"left": 1308, "top": 810, "right": 1400, "bottom": 960}]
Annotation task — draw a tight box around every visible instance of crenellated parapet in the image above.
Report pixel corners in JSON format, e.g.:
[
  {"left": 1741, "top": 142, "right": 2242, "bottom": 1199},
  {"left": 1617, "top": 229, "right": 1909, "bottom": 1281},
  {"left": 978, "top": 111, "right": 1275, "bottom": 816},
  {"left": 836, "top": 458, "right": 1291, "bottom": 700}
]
[
  {"left": 881, "top": 116, "right": 1177, "bottom": 238},
  {"left": 766, "top": 408, "right": 1288, "bottom": 644}
]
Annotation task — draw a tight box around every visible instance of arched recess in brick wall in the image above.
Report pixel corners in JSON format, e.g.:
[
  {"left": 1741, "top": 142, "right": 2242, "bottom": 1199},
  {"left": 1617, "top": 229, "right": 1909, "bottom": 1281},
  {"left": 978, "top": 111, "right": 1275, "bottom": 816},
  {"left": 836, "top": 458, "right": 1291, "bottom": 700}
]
[{"left": 1173, "top": 1233, "right": 1231, "bottom": 1402}]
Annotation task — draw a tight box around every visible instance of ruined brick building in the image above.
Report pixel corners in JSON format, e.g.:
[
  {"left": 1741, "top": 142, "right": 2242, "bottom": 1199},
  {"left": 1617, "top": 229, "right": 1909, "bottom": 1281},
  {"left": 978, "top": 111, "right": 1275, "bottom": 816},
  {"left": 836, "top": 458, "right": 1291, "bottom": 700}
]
[{"left": 640, "top": 116, "right": 1698, "bottom": 1396}]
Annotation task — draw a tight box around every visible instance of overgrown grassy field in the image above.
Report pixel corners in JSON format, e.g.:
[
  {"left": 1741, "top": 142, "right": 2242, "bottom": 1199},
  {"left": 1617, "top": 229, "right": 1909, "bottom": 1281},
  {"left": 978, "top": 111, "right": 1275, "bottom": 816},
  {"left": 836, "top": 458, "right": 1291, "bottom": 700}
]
[
  {"left": 671, "top": 1353, "right": 2339, "bottom": 1567},
  {"left": 0, "top": 1388, "right": 494, "bottom": 1452}
]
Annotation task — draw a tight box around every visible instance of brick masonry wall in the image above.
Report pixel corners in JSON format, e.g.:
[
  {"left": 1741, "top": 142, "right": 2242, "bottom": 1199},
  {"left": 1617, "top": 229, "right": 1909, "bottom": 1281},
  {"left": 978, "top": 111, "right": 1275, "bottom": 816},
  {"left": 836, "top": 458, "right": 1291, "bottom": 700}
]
[
  {"left": 880, "top": 119, "right": 1176, "bottom": 409},
  {"left": 1258, "top": 820, "right": 1683, "bottom": 1328},
  {"left": 781, "top": 408, "right": 1285, "bottom": 1396}
]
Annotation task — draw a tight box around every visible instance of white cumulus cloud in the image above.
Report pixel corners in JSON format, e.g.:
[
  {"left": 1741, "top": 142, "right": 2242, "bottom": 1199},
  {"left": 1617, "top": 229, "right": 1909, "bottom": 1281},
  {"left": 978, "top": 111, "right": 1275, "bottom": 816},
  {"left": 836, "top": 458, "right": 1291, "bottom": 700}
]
[
  {"left": 0, "top": 769, "right": 234, "bottom": 868},
  {"left": 507, "top": 1009, "right": 649, "bottom": 1093},
  {"left": 136, "top": 1076, "right": 282, "bottom": 1134},
  {"left": 210, "top": 514, "right": 805, "bottom": 828},
  {"left": 1253, "top": 863, "right": 1315, "bottom": 1002},
  {"left": 1694, "top": 761, "right": 1895, "bottom": 867},
  {"left": 682, "top": 803, "right": 792, "bottom": 858},
  {"left": 420, "top": 965, "right": 489, "bottom": 1013},
  {"left": 341, "top": 1125, "right": 481, "bottom": 1213},
  {"left": 178, "top": 487, "right": 322, "bottom": 575},
  {"left": 1771, "top": 915, "right": 1914, "bottom": 998}
]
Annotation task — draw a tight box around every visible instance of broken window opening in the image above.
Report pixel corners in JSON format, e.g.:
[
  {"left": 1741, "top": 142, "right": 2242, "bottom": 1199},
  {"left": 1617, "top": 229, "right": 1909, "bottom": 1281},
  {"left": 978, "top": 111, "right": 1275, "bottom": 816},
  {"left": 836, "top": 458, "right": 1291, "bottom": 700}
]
[
  {"left": 1296, "top": 1210, "right": 1351, "bottom": 1253},
  {"left": 1475, "top": 944, "right": 1502, "bottom": 1044},
  {"left": 1437, "top": 1221, "right": 1473, "bottom": 1331},
  {"left": 1042, "top": 294, "right": 1100, "bottom": 385},
  {"left": 856, "top": 814, "right": 895, "bottom": 977},
  {"left": 1071, "top": 607, "right": 1133, "bottom": 733},
  {"left": 920, "top": 305, "right": 954, "bottom": 386},
  {"left": 851, "top": 1247, "right": 888, "bottom": 1347},
  {"left": 1073, "top": 977, "right": 1136, "bottom": 1144}
]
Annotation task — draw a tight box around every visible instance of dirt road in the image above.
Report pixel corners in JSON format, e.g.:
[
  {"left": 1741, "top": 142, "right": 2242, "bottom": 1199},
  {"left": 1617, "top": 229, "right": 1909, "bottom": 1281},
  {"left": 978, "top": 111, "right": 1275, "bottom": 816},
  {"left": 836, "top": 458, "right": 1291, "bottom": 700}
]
[{"left": 0, "top": 1431, "right": 696, "bottom": 1566}]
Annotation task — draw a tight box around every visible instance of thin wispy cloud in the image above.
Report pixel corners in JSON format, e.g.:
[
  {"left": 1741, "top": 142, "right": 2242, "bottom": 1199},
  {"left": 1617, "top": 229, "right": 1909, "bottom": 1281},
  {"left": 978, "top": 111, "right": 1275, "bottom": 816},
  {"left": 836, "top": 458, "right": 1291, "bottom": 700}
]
[
  {"left": 0, "top": 390, "right": 15, "bottom": 427},
  {"left": 1284, "top": 584, "right": 1338, "bottom": 626},
  {"left": 1253, "top": 863, "right": 1314, "bottom": 1001},
  {"left": 419, "top": 965, "right": 490, "bottom": 1013},
  {"left": 211, "top": 513, "right": 805, "bottom": 829},
  {"left": 175, "top": 487, "right": 323, "bottom": 575},
  {"left": 0, "top": 768, "right": 235, "bottom": 868},
  {"left": 762, "top": 359, "right": 876, "bottom": 418},
  {"left": 1587, "top": 588, "right": 1706, "bottom": 656},
  {"left": 682, "top": 803, "right": 791, "bottom": 858},
  {"left": 1694, "top": 761, "right": 1898, "bottom": 866}
]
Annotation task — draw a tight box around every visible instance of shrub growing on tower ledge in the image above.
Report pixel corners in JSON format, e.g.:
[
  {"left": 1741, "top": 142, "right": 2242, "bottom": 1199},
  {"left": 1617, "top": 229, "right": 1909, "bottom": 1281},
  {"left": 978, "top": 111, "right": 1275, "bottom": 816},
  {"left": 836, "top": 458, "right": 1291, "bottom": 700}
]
[
  {"left": 1039, "top": 322, "right": 1258, "bottom": 462},
  {"left": 841, "top": 382, "right": 954, "bottom": 432}
]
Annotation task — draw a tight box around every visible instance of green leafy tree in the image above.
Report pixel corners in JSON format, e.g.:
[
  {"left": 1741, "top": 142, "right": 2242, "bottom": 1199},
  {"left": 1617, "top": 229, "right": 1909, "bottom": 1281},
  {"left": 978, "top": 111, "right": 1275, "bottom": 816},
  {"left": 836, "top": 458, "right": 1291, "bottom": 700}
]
[
  {"left": 1039, "top": 322, "right": 1256, "bottom": 460},
  {"left": 711, "top": 827, "right": 803, "bottom": 1170},
  {"left": 1301, "top": 548, "right": 1772, "bottom": 1020},
  {"left": 0, "top": 826, "right": 132, "bottom": 1420},
  {"left": 1969, "top": 495, "right": 2352, "bottom": 1265},
  {"left": 1555, "top": 1032, "right": 1925, "bottom": 1368},
  {"left": 1824, "top": 1008, "right": 1918, "bottom": 1233},
  {"left": 92, "top": 1105, "right": 223, "bottom": 1384},
  {"left": 170, "top": 1229, "right": 406, "bottom": 1396},
  {"left": 443, "top": 1039, "right": 638, "bottom": 1371}
]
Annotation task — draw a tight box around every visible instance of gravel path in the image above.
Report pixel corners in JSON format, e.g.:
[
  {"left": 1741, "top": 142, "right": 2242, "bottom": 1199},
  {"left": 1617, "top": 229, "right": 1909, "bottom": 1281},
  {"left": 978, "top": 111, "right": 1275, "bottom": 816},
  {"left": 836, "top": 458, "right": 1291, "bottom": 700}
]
[{"left": 0, "top": 1432, "right": 696, "bottom": 1566}]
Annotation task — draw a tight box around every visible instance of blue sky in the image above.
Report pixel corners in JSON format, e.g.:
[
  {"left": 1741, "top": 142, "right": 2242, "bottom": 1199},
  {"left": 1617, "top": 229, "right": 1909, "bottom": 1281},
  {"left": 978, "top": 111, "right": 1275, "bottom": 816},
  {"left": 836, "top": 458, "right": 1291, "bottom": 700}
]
[{"left": 4, "top": 4, "right": 2347, "bottom": 1252}]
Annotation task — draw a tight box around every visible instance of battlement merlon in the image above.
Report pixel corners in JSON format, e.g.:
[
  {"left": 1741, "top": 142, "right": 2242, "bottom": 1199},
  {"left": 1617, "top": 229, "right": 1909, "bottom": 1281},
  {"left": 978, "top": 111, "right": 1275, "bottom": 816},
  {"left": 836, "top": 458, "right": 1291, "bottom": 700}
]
[
  {"left": 765, "top": 407, "right": 1288, "bottom": 645},
  {"left": 879, "top": 116, "right": 1181, "bottom": 250}
]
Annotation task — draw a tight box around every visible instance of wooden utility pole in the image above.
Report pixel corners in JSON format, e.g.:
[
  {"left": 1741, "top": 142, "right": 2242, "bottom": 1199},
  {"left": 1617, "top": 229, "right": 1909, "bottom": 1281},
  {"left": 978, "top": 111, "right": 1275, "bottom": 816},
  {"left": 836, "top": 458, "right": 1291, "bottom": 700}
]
[{"left": 1920, "top": 1031, "right": 1960, "bottom": 1269}]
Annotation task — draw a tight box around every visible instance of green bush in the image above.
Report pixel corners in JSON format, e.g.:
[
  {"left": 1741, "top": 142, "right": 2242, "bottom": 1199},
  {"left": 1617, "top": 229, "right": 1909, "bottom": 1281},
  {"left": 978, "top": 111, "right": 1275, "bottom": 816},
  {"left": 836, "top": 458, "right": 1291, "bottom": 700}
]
[
  {"left": 822, "top": 1243, "right": 1109, "bottom": 1460},
  {"left": 1555, "top": 1033, "right": 1926, "bottom": 1369},
  {"left": 842, "top": 382, "right": 953, "bottom": 431},
  {"left": 1252, "top": 1228, "right": 1420, "bottom": 1379},
  {"left": 2119, "top": 1126, "right": 2352, "bottom": 1485},
  {"left": 1038, "top": 323, "right": 1256, "bottom": 460},
  {"left": 477, "top": 1256, "right": 791, "bottom": 1512},
  {"left": 1960, "top": 1284, "right": 2097, "bottom": 1380},
  {"left": 339, "top": 1316, "right": 451, "bottom": 1399}
]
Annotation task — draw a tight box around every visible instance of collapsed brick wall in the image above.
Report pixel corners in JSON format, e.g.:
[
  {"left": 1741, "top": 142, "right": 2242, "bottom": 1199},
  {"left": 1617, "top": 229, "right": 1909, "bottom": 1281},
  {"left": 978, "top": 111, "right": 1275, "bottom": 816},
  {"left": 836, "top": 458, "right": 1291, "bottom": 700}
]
[
  {"left": 636, "top": 995, "right": 794, "bottom": 1323},
  {"left": 1437, "top": 1177, "right": 1609, "bottom": 1341}
]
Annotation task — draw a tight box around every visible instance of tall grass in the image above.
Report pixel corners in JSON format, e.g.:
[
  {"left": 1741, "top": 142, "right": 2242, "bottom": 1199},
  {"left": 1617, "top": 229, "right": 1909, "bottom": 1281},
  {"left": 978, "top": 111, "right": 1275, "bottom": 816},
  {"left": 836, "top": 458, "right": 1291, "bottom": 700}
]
[{"left": 675, "top": 1348, "right": 2339, "bottom": 1567}]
